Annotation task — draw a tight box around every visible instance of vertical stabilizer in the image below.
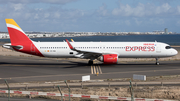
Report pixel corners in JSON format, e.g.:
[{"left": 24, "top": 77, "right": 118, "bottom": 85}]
[
  {"left": 5, "top": 19, "right": 43, "bottom": 57},
  {"left": 5, "top": 19, "right": 31, "bottom": 45}
]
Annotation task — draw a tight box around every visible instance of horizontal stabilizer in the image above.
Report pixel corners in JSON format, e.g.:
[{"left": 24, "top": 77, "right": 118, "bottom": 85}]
[{"left": 3, "top": 43, "right": 23, "bottom": 50}]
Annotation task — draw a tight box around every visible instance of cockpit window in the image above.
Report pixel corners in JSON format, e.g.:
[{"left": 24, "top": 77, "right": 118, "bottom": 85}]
[{"left": 165, "top": 46, "right": 171, "bottom": 49}]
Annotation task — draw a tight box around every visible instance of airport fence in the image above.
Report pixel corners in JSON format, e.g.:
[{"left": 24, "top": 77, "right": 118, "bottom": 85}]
[
  {"left": 0, "top": 80, "right": 180, "bottom": 100},
  {"left": 0, "top": 89, "right": 178, "bottom": 101}
]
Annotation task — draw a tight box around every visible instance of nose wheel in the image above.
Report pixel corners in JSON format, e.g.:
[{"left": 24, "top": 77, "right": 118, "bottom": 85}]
[{"left": 156, "top": 58, "right": 159, "bottom": 65}]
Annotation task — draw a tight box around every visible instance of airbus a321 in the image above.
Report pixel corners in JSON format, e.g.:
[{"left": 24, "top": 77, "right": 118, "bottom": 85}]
[{"left": 3, "top": 19, "right": 178, "bottom": 65}]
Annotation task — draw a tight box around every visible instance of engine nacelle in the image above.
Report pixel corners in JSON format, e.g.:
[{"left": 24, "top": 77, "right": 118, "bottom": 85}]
[{"left": 98, "top": 54, "right": 118, "bottom": 64}]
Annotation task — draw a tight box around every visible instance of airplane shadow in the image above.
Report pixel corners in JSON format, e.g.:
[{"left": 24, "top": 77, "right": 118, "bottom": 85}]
[
  {"left": 0, "top": 60, "right": 177, "bottom": 69},
  {"left": 0, "top": 61, "right": 88, "bottom": 69}
]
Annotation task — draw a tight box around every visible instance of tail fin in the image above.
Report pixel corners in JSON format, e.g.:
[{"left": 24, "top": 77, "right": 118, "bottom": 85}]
[
  {"left": 5, "top": 19, "right": 43, "bottom": 57},
  {"left": 71, "top": 39, "right": 74, "bottom": 42},
  {"left": 5, "top": 19, "right": 32, "bottom": 45}
]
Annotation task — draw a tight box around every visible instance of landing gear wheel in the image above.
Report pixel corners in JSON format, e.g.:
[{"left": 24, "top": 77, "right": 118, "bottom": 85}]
[
  {"left": 156, "top": 62, "right": 159, "bottom": 65},
  {"left": 88, "top": 60, "right": 93, "bottom": 65},
  {"left": 155, "top": 58, "right": 159, "bottom": 65}
]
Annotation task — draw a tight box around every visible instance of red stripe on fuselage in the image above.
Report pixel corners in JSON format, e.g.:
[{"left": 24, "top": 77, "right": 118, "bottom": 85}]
[{"left": 7, "top": 27, "right": 44, "bottom": 57}]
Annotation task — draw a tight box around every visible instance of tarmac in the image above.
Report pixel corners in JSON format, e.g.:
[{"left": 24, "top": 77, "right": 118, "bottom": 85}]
[{"left": 0, "top": 55, "right": 180, "bottom": 83}]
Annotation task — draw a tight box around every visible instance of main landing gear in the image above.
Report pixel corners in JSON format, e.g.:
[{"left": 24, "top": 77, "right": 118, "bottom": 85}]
[
  {"left": 156, "top": 58, "right": 159, "bottom": 65},
  {"left": 88, "top": 60, "right": 93, "bottom": 65}
]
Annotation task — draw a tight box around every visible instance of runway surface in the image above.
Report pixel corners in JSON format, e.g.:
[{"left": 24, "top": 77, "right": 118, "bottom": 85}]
[{"left": 0, "top": 55, "right": 180, "bottom": 83}]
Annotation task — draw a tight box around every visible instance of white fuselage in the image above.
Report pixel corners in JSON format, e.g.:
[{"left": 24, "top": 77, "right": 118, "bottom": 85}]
[{"left": 34, "top": 41, "right": 178, "bottom": 58}]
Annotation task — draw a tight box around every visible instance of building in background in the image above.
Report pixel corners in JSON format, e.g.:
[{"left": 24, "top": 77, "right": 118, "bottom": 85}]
[{"left": 164, "top": 28, "right": 168, "bottom": 34}]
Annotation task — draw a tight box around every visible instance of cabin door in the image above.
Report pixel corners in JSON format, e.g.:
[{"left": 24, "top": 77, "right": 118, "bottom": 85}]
[{"left": 156, "top": 44, "right": 161, "bottom": 53}]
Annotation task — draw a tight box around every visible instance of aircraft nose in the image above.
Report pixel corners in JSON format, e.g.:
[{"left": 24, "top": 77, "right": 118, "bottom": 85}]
[{"left": 173, "top": 49, "right": 178, "bottom": 56}]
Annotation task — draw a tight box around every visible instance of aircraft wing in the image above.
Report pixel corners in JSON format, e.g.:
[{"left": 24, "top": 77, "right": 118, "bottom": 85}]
[
  {"left": 65, "top": 39, "right": 118, "bottom": 58},
  {"left": 66, "top": 39, "right": 102, "bottom": 54}
]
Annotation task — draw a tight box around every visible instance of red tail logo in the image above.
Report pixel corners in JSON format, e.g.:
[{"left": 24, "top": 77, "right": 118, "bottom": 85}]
[{"left": 5, "top": 19, "right": 43, "bottom": 57}]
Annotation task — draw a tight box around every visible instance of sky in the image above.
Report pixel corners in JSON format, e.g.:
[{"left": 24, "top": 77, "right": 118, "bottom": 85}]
[{"left": 0, "top": 0, "right": 180, "bottom": 32}]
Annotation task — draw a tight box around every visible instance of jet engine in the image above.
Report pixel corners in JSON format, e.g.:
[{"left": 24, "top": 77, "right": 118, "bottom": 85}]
[{"left": 98, "top": 54, "right": 118, "bottom": 64}]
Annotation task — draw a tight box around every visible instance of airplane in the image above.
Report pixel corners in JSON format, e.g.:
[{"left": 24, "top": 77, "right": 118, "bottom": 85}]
[{"left": 3, "top": 19, "right": 178, "bottom": 65}]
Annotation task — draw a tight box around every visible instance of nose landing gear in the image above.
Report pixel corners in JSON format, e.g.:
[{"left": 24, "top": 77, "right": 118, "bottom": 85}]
[{"left": 156, "top": 58, "right": 159, "bottom": 65}]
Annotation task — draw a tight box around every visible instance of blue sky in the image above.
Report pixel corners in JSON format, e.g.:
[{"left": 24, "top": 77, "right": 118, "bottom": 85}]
[{"left": 0, "top": 0, "right": 180, "bottom": 32}]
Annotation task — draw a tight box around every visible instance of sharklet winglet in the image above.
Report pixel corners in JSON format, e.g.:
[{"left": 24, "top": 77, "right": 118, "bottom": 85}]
[{"left": 65, "top": 39, "right": 74, "bottom": 49}]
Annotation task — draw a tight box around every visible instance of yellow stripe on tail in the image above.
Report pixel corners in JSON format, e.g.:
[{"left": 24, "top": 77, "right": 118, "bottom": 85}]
[{"left": 5, "top": 19, "right": 22, "bottom": 29}]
